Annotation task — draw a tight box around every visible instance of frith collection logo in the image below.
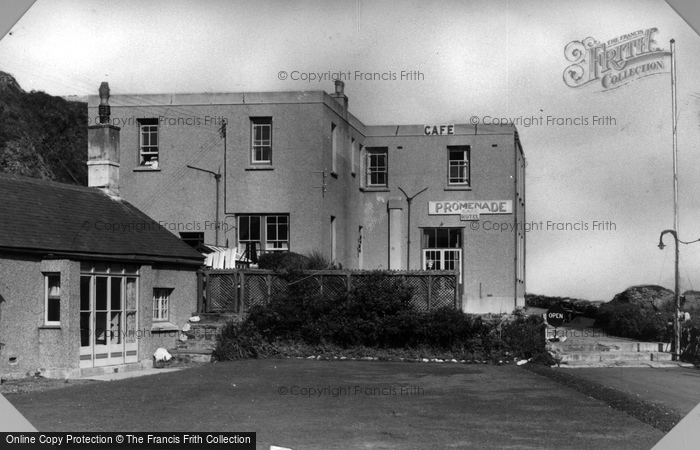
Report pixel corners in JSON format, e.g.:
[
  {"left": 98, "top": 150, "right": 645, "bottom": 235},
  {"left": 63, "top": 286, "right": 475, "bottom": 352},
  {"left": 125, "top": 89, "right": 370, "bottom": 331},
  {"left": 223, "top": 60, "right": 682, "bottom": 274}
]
[{"left": 563, "top": 27, "right": 671, "bottom": 91}]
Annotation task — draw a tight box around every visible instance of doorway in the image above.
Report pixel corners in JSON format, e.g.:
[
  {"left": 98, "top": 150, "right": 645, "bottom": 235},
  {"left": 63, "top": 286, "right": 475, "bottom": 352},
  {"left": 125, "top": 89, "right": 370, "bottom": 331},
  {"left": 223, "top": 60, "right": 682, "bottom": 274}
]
[{"left": 80, "top": 262, "right": 138, "bottom": 369}]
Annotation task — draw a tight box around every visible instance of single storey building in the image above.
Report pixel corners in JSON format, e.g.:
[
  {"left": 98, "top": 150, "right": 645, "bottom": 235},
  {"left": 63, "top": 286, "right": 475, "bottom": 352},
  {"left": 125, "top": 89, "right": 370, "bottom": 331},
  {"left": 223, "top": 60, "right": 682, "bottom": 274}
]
[{"left": 0, "top": 105, "right": 204, "bottom": 378}]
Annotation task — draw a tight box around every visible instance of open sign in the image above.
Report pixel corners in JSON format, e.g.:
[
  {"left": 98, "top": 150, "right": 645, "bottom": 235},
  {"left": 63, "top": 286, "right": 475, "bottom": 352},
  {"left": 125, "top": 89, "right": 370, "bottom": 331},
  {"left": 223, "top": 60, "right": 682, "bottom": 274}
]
[{"left": 546, "top": 304, "right": 566, "bottom": 328}]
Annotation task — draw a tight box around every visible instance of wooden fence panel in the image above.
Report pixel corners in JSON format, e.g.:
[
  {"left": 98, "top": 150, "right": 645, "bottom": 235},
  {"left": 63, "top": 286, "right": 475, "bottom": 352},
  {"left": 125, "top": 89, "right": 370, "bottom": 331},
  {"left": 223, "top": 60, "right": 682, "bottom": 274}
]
[{"left": 197, "top": 269, "right": 459, "bottom": 313}]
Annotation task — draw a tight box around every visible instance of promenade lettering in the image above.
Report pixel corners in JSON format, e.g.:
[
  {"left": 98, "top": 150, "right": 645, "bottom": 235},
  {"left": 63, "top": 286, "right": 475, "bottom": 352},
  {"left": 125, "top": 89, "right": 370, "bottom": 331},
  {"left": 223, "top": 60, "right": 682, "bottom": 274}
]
[{"left": 428, "top": 200, "right": 512, "bottom": 215}]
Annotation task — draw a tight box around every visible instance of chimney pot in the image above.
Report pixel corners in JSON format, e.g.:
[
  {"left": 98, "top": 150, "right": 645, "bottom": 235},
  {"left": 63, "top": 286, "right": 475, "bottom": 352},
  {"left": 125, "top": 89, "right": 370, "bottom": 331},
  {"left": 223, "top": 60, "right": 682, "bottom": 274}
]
[
  {"left": 331, "top": 81, "right": 348, "bottom": 115},
  {"left": 98, "top": 82, "right": 111, "bottom": 124},
  {"left": 334, "top": 80, "right": 344, "bottom": 95}
]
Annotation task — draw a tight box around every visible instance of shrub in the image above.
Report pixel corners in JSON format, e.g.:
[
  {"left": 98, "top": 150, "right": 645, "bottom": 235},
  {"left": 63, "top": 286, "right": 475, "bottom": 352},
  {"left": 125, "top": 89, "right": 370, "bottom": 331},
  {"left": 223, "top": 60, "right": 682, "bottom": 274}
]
[
  {"left": 304, "top": 250, "right": 342, "bottom": 270},
  {"left": 681, "top": 323, "right": 700, "bottom": 362},
  {"left": 500, "top": 315, "right": 546, "bottom": 358},
  {"left": 595, "top": 302, "right": 669, "bottom": 342},
  {"left": 526, "top": 294, "right": 569, "bottom": 309},
  {"left": 257, "top": 251, "right": 310, "bottom": 272},
  {"left": 220, "top": 273, "right": 547, "bottom": 362},
  {"left": 212, "top": 320, "right": 271, "bottom": 361}
]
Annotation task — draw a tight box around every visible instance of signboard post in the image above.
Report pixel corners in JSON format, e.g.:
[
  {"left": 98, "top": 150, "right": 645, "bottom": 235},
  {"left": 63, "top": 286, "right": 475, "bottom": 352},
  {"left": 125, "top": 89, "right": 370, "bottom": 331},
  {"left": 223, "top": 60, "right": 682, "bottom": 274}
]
[{"left": 546, "top": 303, "right": 566, "bottom": 341}]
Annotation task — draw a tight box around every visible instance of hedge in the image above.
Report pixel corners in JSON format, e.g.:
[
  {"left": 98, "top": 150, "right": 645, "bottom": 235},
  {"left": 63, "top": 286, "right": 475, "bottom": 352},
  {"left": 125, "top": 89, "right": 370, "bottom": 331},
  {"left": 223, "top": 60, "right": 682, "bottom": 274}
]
[{"left": 214, "top": 272, "right": 547, "bottom": 362}]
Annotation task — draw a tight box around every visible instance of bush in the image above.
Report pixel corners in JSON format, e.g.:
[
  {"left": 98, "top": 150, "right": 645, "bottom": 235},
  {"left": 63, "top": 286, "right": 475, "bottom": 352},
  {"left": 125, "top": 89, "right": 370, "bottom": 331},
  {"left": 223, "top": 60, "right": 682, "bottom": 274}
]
[
  {"left": 212, "top": 320, "right": 271, "bottom": 361},
  {"left": 681, "top": 323, "right": 700, "bottom": 362},
  {"left": 526, "top": 294, "right": 569, "bottom": 309},
  {"left": 257, "top": 251, "right": 310, "bottom": 272},
  {"left": 501, "top": 315, "right": 547, "bottom": 358},
  {"left": 303, "top": 250, "right": 342, "bottom": 270},
  {"left": 247, "top": 272, "right": 415, "bottom": 347},
  {"left": 595, "top": 302, "right": 669, "bottom": 342},
  {"left": 215, "top": 273, "right": 548, "bottom": 362}
]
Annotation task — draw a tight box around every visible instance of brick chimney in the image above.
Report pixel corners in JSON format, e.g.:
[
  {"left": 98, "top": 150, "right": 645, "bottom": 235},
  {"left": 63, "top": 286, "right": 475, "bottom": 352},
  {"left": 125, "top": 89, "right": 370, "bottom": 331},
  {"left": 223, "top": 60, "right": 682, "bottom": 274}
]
[
  {"left": 330, "top": 80, "right": 348, "bottom": 117},
  {"left": 88, "top": 82, "right": 120, "bottom": 196}
]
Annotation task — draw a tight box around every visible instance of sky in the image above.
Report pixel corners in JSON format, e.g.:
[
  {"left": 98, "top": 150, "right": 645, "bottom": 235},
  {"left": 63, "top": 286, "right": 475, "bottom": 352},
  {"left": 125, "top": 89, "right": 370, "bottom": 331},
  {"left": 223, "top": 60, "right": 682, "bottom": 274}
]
[{"left": 1, "top": 0, "right": 700, "bottom": 301}]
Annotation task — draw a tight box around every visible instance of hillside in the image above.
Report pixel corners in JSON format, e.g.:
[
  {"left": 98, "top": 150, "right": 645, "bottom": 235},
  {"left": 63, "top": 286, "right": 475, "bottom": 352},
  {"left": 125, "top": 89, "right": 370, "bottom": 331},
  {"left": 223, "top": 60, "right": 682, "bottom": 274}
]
[{"left": 0, "top": 71, "right": 87, "bottom": 184}]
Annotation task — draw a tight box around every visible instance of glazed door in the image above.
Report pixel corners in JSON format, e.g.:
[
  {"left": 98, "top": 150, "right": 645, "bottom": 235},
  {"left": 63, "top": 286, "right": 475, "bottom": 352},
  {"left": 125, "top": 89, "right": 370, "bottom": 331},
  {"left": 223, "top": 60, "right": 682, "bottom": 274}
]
[
  {"left": 79, "top": 276, "right": 92, "bottom": 369},
  {"left": 93, "top": 276, "right": 110, "bottom": 367},
  {"left": 80, "top": 274, "right": 138, "bottom": 368}
]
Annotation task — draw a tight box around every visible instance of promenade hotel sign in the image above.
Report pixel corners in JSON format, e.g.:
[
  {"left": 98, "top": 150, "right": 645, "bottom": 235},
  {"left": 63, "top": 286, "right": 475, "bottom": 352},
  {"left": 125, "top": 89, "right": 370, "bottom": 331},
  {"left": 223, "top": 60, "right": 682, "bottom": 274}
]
[
  {"left": 563, "top": 27, "right": 671, "bottom": 91},
  {"left": 429, "top": 200, "right": 512, "bottom": 221}
]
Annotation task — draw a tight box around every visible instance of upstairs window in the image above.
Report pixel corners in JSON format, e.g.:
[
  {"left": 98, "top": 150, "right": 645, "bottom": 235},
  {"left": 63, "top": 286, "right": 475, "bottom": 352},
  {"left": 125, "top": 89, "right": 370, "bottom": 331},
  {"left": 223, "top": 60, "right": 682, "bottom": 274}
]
[
  {"left": 366, "top": 147, "right": 388, "bottom": 187},
  {"left": 331, "top": 123, "right": 338, "bottom": 173},
  {"left": 448, "top": 146, "right": 470, "bottom": 186},
  {"left": 251, "top": 117, "right": 272, "bottom": 164},
  {"left": 351, "top": 138, "right": 357, "bottom": 175},
  {"left": 138, "top": 118, "right": 159, "bottom": 167}
]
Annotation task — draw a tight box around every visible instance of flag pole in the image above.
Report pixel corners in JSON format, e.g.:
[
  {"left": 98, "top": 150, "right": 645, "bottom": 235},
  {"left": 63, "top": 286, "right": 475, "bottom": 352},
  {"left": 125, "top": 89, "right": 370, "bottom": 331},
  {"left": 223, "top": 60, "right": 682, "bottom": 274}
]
[
  {"left": 671, "top": 39, "right": 678, "bottom": 234},
  {"left": 670, "top": 38, "right": 681, "bottom": 361}
]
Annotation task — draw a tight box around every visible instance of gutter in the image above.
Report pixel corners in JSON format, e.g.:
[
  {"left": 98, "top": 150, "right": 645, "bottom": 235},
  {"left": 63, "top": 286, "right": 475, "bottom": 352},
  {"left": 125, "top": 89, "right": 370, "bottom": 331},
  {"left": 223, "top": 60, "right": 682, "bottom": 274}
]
[{"left": 0, "top": 247, "right": 204, "bottom": 267}]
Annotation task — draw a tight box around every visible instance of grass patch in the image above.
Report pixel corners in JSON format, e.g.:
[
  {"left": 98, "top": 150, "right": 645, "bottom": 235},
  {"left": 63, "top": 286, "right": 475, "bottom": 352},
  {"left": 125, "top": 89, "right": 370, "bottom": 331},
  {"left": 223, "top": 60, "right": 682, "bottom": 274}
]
[
  {"left": 0, "top": 376, "right": 97, "bottom": 395},
  {"left": 521, "top": 364, "right": 683, "bottom": 432}
]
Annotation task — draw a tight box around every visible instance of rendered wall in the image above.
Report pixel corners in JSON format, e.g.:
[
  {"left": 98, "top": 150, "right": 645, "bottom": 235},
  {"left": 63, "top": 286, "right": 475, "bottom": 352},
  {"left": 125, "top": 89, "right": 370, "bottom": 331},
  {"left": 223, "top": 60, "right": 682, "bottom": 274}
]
[
  {"left": 136, "top": 263, "right": 198, "bottom": 364},
  {"left": 0, "top": 253, "right": 197, "bottom": 379},
  {"left": 0, "top": 256, "right": 80, "bottom": 379},
  {"left": 87, "top": 91, "right": 525, "bottom": 313}
]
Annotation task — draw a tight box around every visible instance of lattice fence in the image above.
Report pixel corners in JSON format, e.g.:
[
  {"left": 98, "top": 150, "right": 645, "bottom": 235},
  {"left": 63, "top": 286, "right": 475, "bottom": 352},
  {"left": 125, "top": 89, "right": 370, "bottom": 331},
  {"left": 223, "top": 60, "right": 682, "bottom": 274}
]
[{"left": 197, "top": 269, "right": 459, "bottom": 313}]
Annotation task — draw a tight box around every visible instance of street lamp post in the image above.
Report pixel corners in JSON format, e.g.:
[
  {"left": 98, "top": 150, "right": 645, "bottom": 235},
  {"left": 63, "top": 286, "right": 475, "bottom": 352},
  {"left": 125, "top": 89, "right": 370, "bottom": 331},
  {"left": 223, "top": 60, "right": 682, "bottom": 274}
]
[{"left": 658, "top": 229, "right": 681, "bottom": 361}]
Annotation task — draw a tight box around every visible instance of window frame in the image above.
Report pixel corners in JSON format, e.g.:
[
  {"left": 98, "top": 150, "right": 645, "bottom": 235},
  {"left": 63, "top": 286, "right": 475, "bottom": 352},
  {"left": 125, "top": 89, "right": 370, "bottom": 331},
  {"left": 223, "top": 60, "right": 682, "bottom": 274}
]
[
  {"left": 44, "top": 273, "right": 61, "bottom": 326},
  {"left": 366, "top": 147, "right": 388, "bottom": 188},
  {"left": 237, "top": 214, "right": 290, "bottom": 256},
  {"left": 137, "top": 118, "right": 159, "bottom": 167},
  {"left": 350, "top": 138, "right": 356, "bottom": 175},
  {"left": 265, "top": 215, "right": 290, "bottom": 252},
  {"left": 180, "top": 232, "right": 205, "bottom": 249},
  {"left": 152, "top": 288, "right": 172, "bottom": 322},
  {"left": 421, "top": 228, "right": 463, "bottom": 282},
  {"left": 251, "top": 117, "right": 273, "bottom": 165},
  {"left": 331, "top": 123, "right": 338, "bottom": 174},
  {"left": 447, "top": 145, "right": 470, "bottom": 186}
]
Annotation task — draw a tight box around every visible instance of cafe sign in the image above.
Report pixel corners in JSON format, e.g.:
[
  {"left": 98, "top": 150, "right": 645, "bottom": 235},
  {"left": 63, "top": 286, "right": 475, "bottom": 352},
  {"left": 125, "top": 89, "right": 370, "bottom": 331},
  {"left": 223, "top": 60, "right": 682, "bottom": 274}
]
[{"left": 424, "top": 124, "right": 454, "bottom": 135}]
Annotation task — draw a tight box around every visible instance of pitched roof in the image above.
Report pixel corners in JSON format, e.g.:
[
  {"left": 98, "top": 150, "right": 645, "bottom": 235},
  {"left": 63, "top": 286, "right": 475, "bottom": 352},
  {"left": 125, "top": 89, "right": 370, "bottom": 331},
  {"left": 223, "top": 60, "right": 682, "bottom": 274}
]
[{"left": 0, "top": 173, "right": 204, "bottom": 265}]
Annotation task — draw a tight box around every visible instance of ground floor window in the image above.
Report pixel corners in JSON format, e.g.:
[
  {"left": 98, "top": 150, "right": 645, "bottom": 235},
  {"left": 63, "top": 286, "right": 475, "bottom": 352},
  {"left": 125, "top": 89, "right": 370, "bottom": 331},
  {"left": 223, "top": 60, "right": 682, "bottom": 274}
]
[
  {"left": 238, "top": 214, "right": 289, "bottom": 256},
  {"left": 422, "top": 228, "right": 462, "bottom": 282},
  {"left": 44, "top": 273, "right": 61, "bottom": 325},
  {"left": 180, "top": 232, "right": 204, "bottom": 249},
  {"left": 153, "top": 288, "right": 171, "bottom": 321}
]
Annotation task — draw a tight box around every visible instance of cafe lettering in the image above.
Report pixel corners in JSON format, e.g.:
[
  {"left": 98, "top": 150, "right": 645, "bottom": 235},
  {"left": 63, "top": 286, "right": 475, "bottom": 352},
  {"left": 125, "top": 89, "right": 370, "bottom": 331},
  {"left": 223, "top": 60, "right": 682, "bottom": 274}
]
[
  {"left": 424, "top": 124, "right": 454, "bottom": 135},
  {"left": 428, "top": 200, "right": 512, "bottom": 215}
]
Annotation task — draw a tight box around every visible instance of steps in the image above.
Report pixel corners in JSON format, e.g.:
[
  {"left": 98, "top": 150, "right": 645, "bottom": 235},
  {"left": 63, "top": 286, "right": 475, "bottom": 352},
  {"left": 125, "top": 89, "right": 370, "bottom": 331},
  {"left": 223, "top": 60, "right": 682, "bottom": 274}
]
[
  {"left": 544, "top": 325, "right": 689, "bottom": 368},
  {"left": 559, "top": 351, "right": 672, "bottom": 363},
  {"left": 170, "top": 313, "right": 243, "bottom": 363}
]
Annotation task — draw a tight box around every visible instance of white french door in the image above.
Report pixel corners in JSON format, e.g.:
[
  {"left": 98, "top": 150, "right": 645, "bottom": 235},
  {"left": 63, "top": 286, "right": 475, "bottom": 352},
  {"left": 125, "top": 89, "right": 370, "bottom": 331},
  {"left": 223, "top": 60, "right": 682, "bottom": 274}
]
[{"left": 80, "top": 264, "right": 138, "bottom": 369}]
